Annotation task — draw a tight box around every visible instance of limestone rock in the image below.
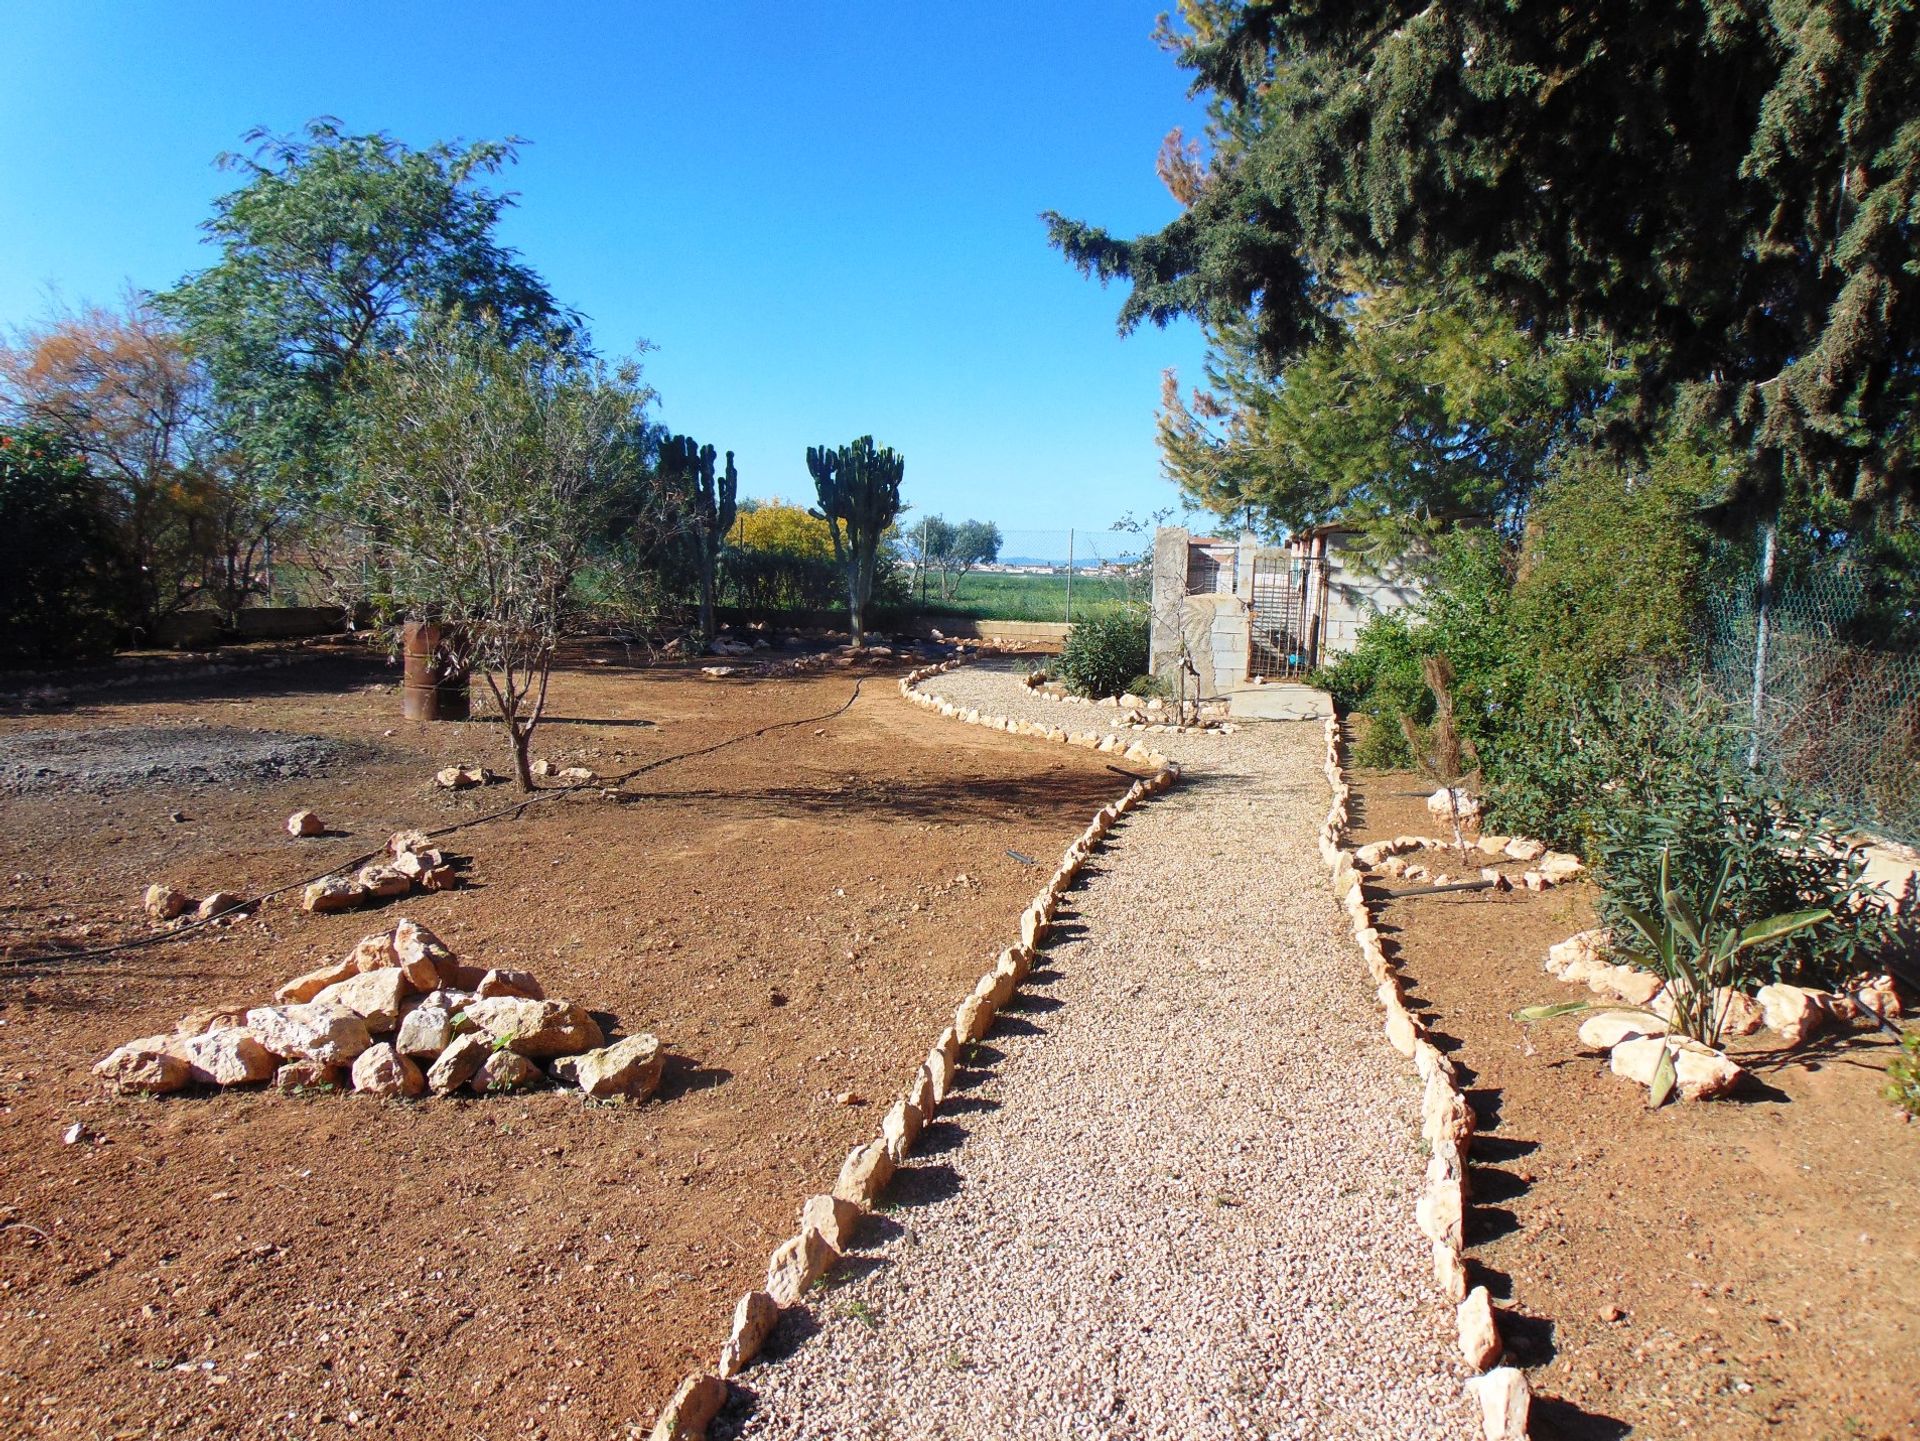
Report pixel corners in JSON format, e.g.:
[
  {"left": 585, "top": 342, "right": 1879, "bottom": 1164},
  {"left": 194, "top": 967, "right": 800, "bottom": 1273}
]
[
  {"left": 765, "top": 1227, "right": 835, "bottom": 1307},
  {"left": 143, "top": 884, "right": 189, "bottom": 922},
  {"left": 355, "top": 863, "right": 411, "bottom": 899},
  {"left": 1589, "top": 964, "right": 1662, "bottom": 1006},
  {"left": 1432, "top": 1240, "right": 1468, "bottom": 1304},
  {"left": 245, "top": 1002, "right": 372, "bottom": 1065},
  {"left": 273, "top": 1059, "right": 344, "bottom": 1092},
  {"left": 175, "top": 1005, "right": 248, "bottom": 1035},
  {"left": 351, "top": 1041, "right": 426, "bottom": 1098},
  {"left": 908, "top": 1062, "right": 937, "bottom": 1119},
  {"left": 559, "top": 1033, "right": 663, "bottom": 1100},
  {"left": 476, "top": 967, "right": 545, "bottom": 1001},
  {"left": 270, "top": 957, "right": 350, "bottom": 1005},
  {"left": 1503, "top": 837, "right": 1547, "bottom": 862},
  {"left": 471, "top": 1049, "right": 542, "bottom": 1093},
  {"left": 435, "top": 765, "right": 488, "bottom": 789},
  {"left": 392, "top": 918, "right": 455, "bottom": 982},
  {"left": 395, "top": 999, "right": 456, "bottom": 1058},
  {"left": 314, "top": 968, "right": 412, "bottom": 1033},
  {"left": 286, "top": 810, "right": 325, "bottom": 837},
  {"left": 925, "top": 1042, "right": 954, "bottom": 1105},
  {"left": 800, "top": 1193, "right": 862, "bottom": 1253},
  {"left": 954, "top": 993, "right": 993, "bottom": 1045},
  {"left": 1716, "top": 987, "right": 1767, "bottom": 1037},
  {"left": 1539, "top": 851, "right": 1585, "bottom": 883},
  {"left": 302, "top": 877, "right": 362, "bottom": 914},
  {"left": 881, "top": 1097, "right": 924, "bottom": 1163},
  {"left": 1476, "top": 835, "right": 1511, "bottom": 857},
  {"left": 1416, "top": 1177, "right": 1464, "bottom": 1250},
  {"left": 1672, "top": 1045, "right": 1744, "bottom": 1101},
  {"left": 386, "top": 828, "right": 433, "bottom": 859},
  {"left": 349, "top": 932, "right": 399, "bottom": 972},
  {"left": 391, "top": 847, "right": 445, "bottom": 881},
  {"left": 462, "top": 996, "right": 602, "bottom": 1058},
  {"left": 1757, "top": 983, "right": 1828, "bottom": 1047},
  {"left": 1457, "top": 1285, "right": 1502, "bottom": 1370},
  {"left": 1576, "top": 1010, "right": 1662, "bottom": 1053},
  {"left": 1858, "top": 974, "right": 1904, "bottom": 1021},
  {"left": 418, "top": 863, "right": 459, "bottom": 892},
  {"left": 426, "top": 1033, "right": 490, "bottom": 1094},
  {"left": 183, "top": 1027, "right": 276, "bottom": 1086},
  {"left": 718, "top": 1290, "right": 778, "bottom": 1379},
  {"left": 94, "top": 1036, "right": 191, "bottom": 1094},
  {"left": 1465, "top": 1367, "right": 1531, "bottom": 1441},
  {"left": 649, "top": 1372, "right": 727, "bottom": 1441},
  {"left": 832, "top": 1138, "right": 894, "bottom": 1207},
  {"left": 194, "top": 891, "right": 248, "bottom": 921}
]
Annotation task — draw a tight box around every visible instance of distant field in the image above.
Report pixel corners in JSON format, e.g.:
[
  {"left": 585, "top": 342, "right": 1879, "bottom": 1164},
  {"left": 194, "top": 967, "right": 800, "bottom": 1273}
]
[{"left": 913, "top": 571, "right": 1139, "bottom": 623}]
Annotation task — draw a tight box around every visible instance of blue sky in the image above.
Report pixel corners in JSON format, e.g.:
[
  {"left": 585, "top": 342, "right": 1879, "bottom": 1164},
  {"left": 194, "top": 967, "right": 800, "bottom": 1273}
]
[{"left": 0, "top": 2, "right": 1212, "bottom": 534}]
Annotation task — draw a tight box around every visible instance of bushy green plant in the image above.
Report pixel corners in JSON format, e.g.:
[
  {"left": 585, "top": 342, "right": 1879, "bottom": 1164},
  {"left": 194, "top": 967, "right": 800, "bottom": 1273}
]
[
  {"left": 1488, "top": 681, "right": 1892, "bottom": 987},
  {"left": 1885, "top": 1033, "right": 1920, "bottom": 1120},
  {"left": 1125, "top": 673, "right": 1168, "bottom": 700},
  {"left": 1058, "top": 605, "right": 1148, "bottom": 699},
  {"left": 0, "top": 426, "right": 122, "bottom": 665}
]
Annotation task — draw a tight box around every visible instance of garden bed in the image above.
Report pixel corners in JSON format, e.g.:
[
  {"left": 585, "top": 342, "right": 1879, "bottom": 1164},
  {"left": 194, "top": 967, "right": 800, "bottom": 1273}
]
[
  {"left": 0, "top": 649, "right": 1126, "bottom": 1438},
  {"left": 1344, "top": 743, "right": 1918, "bottom": 1441}
]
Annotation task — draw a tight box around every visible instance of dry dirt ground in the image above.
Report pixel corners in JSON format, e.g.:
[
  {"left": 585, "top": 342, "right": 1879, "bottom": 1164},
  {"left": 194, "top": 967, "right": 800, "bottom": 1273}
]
[
  {"left": 0, "top": 644, "right": 1129, "bottom": 1440},
  {"left": 1344, "top": 742, "right": 1919, "bottom": 1441}
]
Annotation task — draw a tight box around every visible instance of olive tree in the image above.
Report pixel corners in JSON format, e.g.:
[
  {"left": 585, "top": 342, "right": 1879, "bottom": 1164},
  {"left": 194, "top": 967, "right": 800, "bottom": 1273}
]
[{"left": 338, "top": 318, "right": 657, "bottom": 789}]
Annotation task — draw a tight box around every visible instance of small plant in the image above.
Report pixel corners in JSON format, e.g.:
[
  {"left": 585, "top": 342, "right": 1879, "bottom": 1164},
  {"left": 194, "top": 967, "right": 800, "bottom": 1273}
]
[
  {"left": 1518, "top": 847, "right": 1828, "bottom": 1096},
  {"left": 1886, "top": 1032, "right": 1920, "bottom": 1120},
  {"left": 841, "top": 1298, "right": 880, "bottom": 1330},
  {"left": 1058, "top": 604, "right": 1149, "bottom": 699},
  {"left": 1398, "top": 654, "right": 1481, "bottom": 865}
]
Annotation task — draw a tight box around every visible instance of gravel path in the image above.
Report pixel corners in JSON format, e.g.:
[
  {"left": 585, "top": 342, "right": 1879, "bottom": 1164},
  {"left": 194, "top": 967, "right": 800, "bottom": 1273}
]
[{"left": 717, "top": 661, "right": 1470, "bottom": 1440}]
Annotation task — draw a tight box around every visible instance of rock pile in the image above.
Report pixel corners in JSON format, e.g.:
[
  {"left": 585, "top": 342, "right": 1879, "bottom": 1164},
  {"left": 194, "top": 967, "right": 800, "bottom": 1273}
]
[
  {"left": 94, "top": 916, "right": 662, "bottom": 1104},
  {"left": 1353, "top": 832, "right": 1584, "bottom": 893},
  {"left": 142, "top": 884, "right": 250, "bottom": 927},
  {"left": 299, "top": 829, "right": 459, "bottom": 913}
]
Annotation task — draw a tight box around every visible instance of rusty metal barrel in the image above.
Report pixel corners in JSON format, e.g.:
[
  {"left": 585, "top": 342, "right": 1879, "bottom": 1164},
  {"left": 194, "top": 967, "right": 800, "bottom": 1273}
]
[{"left": 400, "top": 621, "right": 470, "bottom": 721}]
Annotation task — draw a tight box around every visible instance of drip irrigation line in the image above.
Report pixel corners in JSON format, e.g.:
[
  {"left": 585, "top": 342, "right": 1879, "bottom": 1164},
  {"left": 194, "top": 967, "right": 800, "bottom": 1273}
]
[{"left": 2, "top": 677, "right": 872, "bottom": 971}]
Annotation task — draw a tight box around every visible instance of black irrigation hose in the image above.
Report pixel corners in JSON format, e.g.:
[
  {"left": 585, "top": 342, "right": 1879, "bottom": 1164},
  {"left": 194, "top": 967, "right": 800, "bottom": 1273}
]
[{"left": 2, "top": 676, "right": 873, "bottom": 971}]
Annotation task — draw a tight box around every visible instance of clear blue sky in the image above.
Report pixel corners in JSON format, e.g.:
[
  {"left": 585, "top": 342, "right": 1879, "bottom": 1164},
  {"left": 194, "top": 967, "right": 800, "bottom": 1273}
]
[{"left": 1, "top": 2, "right": 1211, "bottom": 535}]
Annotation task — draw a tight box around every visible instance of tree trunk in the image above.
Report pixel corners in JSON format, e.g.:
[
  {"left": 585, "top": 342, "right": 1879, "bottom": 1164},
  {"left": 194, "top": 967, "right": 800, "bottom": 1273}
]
[
  {"left": 509, "top": 718, "right": 535, "bottom": 792},
  {"left": 698, "top": 554, "right": 716, "bottom": 647}
]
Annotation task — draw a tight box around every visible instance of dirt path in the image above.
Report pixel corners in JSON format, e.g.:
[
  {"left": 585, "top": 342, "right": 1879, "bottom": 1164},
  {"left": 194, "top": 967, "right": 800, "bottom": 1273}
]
[
  {"left": 718, "top": 662, "right": 1470, "bottom": 1440},
  {"left": 0, "top": 652, "right": 1129, "bottom": 1439}
]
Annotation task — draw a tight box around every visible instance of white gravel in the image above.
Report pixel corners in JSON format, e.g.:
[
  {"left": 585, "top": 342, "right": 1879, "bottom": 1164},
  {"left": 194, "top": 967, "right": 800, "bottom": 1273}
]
[{"left": 718, "top": 661, "right": 1470, "bottom": 1440}]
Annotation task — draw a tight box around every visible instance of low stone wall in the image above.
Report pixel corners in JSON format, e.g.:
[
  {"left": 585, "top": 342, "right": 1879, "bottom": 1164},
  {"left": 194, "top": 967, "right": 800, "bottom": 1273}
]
[
  {"left": 646, "top": 660, "right": 1180, "bottom": 1440},
  {"left": 1315, "top": 719, "right": 1534, "bottom": 1441}
]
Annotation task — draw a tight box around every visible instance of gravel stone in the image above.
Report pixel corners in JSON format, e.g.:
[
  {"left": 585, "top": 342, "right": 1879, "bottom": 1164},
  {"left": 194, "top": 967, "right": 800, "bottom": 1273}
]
[
  {"left": 720, "top": 660, "right": 1469, "bottom": 1439},
  {"left": 0, "top": 725, "right": 361, "bottom": 796}
]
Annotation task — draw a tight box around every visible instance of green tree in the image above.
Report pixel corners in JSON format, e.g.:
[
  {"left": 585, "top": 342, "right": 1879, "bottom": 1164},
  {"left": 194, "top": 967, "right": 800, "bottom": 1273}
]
[
  {"left": 1159, "top": 278, "right": 1635, "bottom": 548},
  {"left": 335, "top": 319, "right": 656, "bottom": 790},
  {"left": 1049, "top": 2, "right": 1920, "bottom": 527},
  {"left": 913, "top": 515, "right": 1004, "bottom": 600},
  {"left": 0, "top": 426, "right": 120, "bottom": 664},
  {"left": 807, "top": 436, "right": 904, "bottom": 646},
  {"left": 157, "top": 119, "right": 575, "bottom": 502}
]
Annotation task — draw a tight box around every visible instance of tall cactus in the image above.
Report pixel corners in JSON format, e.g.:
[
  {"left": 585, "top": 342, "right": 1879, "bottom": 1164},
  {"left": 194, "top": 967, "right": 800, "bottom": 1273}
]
[
  {"left": 807, "top": 435, "right": 904, "bottom": 647},
  {"left": 660, "top": 433, "right": 737, "bottom": 645}
]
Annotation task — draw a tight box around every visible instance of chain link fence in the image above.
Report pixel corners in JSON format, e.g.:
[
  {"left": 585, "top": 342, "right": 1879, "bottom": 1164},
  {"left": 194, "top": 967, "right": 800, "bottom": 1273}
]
[{"left": 1703, "top": 536, "right": 1920, "bottom": 844}]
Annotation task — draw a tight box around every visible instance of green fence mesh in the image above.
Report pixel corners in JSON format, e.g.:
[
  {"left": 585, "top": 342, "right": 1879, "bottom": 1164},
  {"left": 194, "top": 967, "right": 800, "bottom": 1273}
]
[{"left": 1703, "top": 541, "right": 1920, "bottom": 845}]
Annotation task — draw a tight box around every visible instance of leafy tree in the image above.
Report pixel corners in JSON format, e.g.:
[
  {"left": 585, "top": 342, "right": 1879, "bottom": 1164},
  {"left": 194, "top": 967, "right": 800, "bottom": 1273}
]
[
  {"left": 808, "top": 436, "right": 904, "bottom": 646},
  {"left": 0, "top": 426, "right": 120, "bottom": 664},
  {"left": 335, "top": 319, "right": 657, "bottom": 790},
  {"left": 911, "top": 515, "right": 1004, "bottom": 600},
  {"left": 1159, "top": 278, "right": 1635, "bottom": 547},
  {"left": 0, "top": 297, "right": 277, "bottom": 636},
  {"left": 157, "top": 119, "right": 575, "bottom": 502},
  {"left": 732, "top": 499, "right": 835, "bottom": 559},
  {"left": 1049, "top": 2, "right": 1920, "bottom": 527}
]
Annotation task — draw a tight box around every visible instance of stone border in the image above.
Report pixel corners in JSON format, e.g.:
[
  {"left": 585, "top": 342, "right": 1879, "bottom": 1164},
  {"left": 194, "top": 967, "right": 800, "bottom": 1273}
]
[
  {"left": 1316, "top": 717, "right": 1532, "bottom": 1441},
  {"left": 646, "top": 660, "right": 1183, "bottom": 1441}
]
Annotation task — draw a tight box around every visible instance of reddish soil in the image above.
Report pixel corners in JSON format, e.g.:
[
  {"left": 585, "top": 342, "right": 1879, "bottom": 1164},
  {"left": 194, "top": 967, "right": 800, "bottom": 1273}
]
[
  {"left": 0, "top": 647, "right": 1126, "bottom": 1439},
  {"left": 1344, "top": 737, "right": 1920, "bottom": 1441}
]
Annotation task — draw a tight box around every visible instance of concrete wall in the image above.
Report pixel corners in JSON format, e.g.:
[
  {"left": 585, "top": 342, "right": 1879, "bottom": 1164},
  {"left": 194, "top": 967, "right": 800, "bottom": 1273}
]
[{"left": 1320, "top": 534, "right": 1423, "bottom": 656}]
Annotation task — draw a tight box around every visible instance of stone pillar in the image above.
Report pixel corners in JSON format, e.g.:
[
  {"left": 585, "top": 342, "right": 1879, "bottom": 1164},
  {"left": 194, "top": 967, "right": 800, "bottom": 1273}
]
[{"left": 1149, "top": 526, "right": 1190, "bottom": 677}]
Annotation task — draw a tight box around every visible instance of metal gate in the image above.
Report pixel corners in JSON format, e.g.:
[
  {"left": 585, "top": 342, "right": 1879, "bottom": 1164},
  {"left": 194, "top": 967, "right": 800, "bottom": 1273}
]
[{"left": 1248, "top": 554, "right": 1324, "bottom": 679}]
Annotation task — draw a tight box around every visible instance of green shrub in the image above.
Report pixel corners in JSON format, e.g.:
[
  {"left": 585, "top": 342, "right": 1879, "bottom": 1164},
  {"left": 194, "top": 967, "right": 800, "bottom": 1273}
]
[
  {"left": 1125, "top": 673, "right": 1168, "bottom": 700},
  {"left": 1059, "top": 605, "right": 1148, "bottom": 699},
  {"left": 1488, "top": 680, "right": 1893, "bottom": 987},
  {"left": 1885, "top": 1033, "right": 1920, "bottom": 1120}
]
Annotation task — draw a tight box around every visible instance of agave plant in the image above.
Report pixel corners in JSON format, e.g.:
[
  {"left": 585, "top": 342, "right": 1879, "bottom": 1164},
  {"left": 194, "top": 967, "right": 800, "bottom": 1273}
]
[{"left": 1518, "top": 846, "right": 1828, "bottom": 1102}]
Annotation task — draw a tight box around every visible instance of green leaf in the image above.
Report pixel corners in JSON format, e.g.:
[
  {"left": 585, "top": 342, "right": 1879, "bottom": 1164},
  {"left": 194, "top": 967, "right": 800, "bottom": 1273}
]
[
  {"left": 1513, "top": 1000, "right": 1601, "bottom": 1022},
  {"left": 1733, "top": 908, "right": 1829, "bottom": 951},
  {"left": 1647, "top": 1045, "right": 1677, "bottom": 1108},
  {"left": 1663, "top": 886, "right": 1704, "bottom": 949}
]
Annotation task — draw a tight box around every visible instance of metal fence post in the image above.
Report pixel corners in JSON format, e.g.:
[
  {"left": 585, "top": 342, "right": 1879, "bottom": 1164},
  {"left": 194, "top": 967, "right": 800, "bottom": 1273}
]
[
  {"left": 1748, "top": 521, "right": 1777, "bottom": 771},
  {"left": 1065, "top": 528, "right": 1074, "bottom": 625}
]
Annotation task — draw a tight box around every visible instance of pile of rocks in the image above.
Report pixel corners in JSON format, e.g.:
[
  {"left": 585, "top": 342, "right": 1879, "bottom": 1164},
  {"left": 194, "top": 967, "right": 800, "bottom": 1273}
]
[
  {"left": 1316, "top": 719, "right": 1531, "bottom": 1441},
  {"left": 1015, "top": 673, "right": 1231, "bottom": 735},
  {"left": 645, "top": 662, "right": 1182, "bottom": 1441},
  {"left": 94, "top": 916, "right": 662, "bottom": 1104},
  {"left": 1544, "top": 927, "right": 1905, "bottom": 1101},
  {"left": 897, "top": 660, "right": 1184, "bottom": 761},
  {"left": 142, "top": 884, "right": 250, "bottom": 927},
  {"left": 1353, "top": 832, "right": 1585, "bottom": 893},
  {"left": 300, "top": 829, "right": 459, "bottom": 913}
]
